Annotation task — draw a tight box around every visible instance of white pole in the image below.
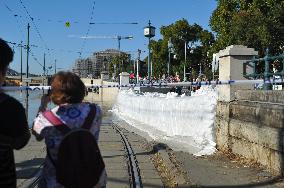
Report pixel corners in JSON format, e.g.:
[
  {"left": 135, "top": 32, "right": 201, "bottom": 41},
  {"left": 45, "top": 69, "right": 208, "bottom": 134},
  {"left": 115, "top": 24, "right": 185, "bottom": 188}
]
[
  {"left": 136, "top": 59, "right": 139, "bottom": 84},
  {"left": 184, "top": 41, "right": 186, "bottom": 81},
  {"left": 150, "top": 57, "right": 152, "bottom": 78}
]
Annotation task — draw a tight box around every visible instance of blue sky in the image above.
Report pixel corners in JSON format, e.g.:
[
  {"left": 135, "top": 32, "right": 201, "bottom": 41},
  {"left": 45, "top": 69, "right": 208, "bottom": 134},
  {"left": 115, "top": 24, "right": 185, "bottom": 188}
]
[{"left": 1, "top": 0, "right": 217, "bottom": 74}]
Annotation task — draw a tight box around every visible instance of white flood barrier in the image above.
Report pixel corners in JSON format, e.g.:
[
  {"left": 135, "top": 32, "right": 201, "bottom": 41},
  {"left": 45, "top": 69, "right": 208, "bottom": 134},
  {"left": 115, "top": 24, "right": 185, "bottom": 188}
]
[{"left": 112, "top": 86, "right": 218, "bottom": 156}]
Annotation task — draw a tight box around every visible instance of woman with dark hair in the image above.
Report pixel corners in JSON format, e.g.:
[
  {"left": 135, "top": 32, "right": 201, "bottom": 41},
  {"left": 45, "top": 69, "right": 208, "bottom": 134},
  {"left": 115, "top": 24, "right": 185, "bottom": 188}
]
[
  {"left": 32, "top": 71, "right": 106, "bottom": 188},
  {"left": 0, "top": 38, "right": 30, "bottom": 187}
]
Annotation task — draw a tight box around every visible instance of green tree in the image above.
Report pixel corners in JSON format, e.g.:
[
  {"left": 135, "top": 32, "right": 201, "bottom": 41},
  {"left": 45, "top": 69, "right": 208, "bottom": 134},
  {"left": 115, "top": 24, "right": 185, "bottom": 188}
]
[
  {"left": 110, "top": 53, "right": 130, "bottom": 77},
  {"left": 210, "top": 0, "right": 284, "bottom": 55},
  {"left": 155, "top": 19, "right": 214, "bottom": 80},
  {"left": 150, "top": 39, "right": 168, "bottom": 78}
]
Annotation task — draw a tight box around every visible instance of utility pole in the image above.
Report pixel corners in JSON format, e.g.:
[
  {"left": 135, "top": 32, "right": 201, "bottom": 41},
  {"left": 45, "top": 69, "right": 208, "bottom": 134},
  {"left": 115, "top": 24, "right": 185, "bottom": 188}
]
[
  {"left": 148, "top": 36, "right": 151, "bottom": 80},
  {"left": 54, "top": 59, "right": 57, "bottom": 74},
  {"left": 43, "top": 53, "right": 46, "bottom": 76},
  {"left": 26, "top": 23, "right": 30, "bottom": 79},
  {"left": 137, "top": 49, "right": 141, "bottom": 83},
  {"left": 43, "top": 53, "right": 46, "bottom": 87},
  {"left": 25, "top": 23, "right": 30, "bottom": 120},
  {"left": 20, "top": 41, "right": 23, "bottom": 83},
  {"left": 150, "top": 49, "right": 153, "bottom": 78},
  {"left": 184, "top": 41, "right": 187, "bottom": 81}
]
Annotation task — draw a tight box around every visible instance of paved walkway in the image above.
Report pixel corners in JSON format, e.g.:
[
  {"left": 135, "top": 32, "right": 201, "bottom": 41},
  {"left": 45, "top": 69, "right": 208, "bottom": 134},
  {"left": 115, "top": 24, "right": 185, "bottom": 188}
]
[
  {"left": 15, "top": 136, "right": 45, "bottom": 187},
  {"left": 171, "top": 150, "right": 284, "bottom": 187}
]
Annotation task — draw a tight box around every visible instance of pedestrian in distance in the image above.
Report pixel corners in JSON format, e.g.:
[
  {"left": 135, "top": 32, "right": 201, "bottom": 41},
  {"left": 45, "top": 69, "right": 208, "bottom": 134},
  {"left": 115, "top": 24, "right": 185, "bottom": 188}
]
[
  {"left": 32, "top": 71, "right": 106, "bottom": 188},
  {"left": 0, "top": 38, "right": 31, "bottom": 188}
]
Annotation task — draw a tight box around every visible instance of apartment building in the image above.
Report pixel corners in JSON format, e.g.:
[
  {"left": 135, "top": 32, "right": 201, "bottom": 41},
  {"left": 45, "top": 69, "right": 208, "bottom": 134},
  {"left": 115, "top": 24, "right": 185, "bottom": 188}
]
[{"left": 73, "top": 49, "right": 128, "bottom": 78}]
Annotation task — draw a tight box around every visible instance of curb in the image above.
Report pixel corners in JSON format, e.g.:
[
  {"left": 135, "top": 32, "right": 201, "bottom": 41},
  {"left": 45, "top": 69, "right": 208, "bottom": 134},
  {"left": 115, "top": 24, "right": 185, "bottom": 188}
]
[{"left": 149, "top": 143, "right": 191, "bottom": 187}]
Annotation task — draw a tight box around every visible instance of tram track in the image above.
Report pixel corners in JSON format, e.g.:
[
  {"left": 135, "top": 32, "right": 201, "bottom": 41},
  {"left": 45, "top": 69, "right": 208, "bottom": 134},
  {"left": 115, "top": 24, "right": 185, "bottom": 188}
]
[{"left": 112, "top": 124, "right": 143, "bottom": 188}]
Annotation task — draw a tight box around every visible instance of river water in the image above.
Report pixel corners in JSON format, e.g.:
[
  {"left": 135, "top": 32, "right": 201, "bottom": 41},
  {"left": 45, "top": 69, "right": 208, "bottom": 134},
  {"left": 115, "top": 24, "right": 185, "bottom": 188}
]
[{"left": 7, "top": 88, "right": 118, "bottom": 127}]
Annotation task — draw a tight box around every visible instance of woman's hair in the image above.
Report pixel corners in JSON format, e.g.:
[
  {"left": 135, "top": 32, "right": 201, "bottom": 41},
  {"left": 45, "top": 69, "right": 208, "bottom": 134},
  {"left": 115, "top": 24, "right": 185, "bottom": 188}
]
[
  {"left": 0, "top": 38, "right": 13, "bottom": 73},
  {"left": 50, "top": 71, "right": 86, "bottom": 105}
]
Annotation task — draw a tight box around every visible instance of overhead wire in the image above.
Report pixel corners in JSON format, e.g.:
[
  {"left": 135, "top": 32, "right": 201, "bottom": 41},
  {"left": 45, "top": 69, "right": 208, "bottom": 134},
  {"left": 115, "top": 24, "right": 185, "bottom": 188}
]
[
  {"left": 2, "top": 2, "right": 45, "bottom": 72},
  {"left": 78, "top": 0, "right": 96, "bottom": 59},
  {"left": 30, "top": 50, "right": 44, "bottom": 68},
  {"left": 4, "top": 39, "right": 93, "bottom": 55},
  {"left": 3, "top": 2, "right": 26, "bottom": 41},
  {"left": 18, "top": 0, "right": 53, "bottom": 60}
]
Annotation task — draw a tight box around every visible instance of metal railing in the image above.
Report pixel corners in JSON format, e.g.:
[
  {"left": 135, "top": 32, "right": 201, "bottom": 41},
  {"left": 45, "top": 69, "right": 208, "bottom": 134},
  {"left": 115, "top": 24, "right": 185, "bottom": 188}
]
[{"left": 243, "top": 49, "right": 284, "bottom": 90}]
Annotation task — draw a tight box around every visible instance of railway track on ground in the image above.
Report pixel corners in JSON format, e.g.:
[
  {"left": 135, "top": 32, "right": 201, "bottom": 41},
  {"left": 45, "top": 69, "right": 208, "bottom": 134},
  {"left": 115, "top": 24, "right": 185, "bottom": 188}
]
[{"left": 112, "top": 124, "right": 143, "bottom": 188}]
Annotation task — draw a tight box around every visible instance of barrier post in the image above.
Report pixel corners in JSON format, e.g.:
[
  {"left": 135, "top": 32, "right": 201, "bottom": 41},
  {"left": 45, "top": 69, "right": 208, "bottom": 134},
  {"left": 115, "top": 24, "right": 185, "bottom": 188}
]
[
  {"left": 217, "top": 45, "right": 258, "bottom": 102},
  {"left": 119, "top": 72, "right": 130, "bottom": 90}
]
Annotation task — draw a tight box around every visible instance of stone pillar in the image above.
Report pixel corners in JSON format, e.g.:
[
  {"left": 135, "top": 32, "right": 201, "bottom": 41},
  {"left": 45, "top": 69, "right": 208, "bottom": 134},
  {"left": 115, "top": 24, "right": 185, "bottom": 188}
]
[
  {"left": 100, "top": 71, "right": 109, "bottom": 82},
  {"left": 215, "top": 45, "right": 258, "bottom": 152},
  {"left": 119, "top": 72, "right": 130, "bottom": 90},
  {"left": 217, "top": 45, "right": 258, "bottom": 102}
]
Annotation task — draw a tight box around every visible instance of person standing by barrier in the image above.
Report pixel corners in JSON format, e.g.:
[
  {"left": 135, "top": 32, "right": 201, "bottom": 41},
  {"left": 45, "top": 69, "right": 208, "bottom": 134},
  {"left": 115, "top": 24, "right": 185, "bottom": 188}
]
[
  {"left": 32, "top": 71, "right": 106, "bottom": 188},
  {"left": 0, "top": 38, "right": 31, "bottom": 187}
]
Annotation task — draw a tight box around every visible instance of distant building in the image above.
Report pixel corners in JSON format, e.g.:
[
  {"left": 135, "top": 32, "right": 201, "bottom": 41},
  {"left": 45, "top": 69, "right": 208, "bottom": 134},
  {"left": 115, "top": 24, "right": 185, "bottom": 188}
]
[
  {"left": 72, "top": 58, "right": 93, "bottom": 78},
  {"left": 72, "top": 49, "right": 130, "bottom": 78},
  {"left": 6, "top": 68, "right": 19, "bottom": 76}
]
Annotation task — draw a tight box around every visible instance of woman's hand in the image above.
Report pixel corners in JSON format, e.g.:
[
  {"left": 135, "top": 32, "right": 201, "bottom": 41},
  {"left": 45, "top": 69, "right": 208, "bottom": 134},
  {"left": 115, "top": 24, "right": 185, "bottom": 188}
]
[{"left": 38, "top": 94, "right": 51, "bottom": 112}]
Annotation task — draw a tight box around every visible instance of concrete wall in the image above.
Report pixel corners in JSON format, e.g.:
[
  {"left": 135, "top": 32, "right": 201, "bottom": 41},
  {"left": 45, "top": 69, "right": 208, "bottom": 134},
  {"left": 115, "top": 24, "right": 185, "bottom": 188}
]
[
  {"left": 215, "top": 90, "right": 284, "bottom": 175},
  {"left": 216, "top": 45, "right": 284, "bottom": 175}
]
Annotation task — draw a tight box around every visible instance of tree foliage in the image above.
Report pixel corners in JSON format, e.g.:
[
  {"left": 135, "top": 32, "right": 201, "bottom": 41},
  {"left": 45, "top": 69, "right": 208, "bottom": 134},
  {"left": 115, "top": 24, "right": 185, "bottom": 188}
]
[
  {"left": 109, "top": 53, "right": 130, "bottom": 77},
  {"left": 150, "top": 19, "right": 215, "bottom": 80},
  {"left": 210, "top": 0, "right": 284, "bottom": 55}
]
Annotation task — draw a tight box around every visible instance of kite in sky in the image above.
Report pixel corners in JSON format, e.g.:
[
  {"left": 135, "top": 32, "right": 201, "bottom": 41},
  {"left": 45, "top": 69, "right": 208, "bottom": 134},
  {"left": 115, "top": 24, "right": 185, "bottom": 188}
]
[{"left": 65, "top": 21, "right": 70, "bottom": 28}]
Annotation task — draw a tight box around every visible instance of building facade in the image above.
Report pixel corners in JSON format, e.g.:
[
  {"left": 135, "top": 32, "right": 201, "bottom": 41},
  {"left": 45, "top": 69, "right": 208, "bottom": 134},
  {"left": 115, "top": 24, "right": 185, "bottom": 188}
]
[{"left": 72, "top": 49, "right": 129, "bottom": 78}]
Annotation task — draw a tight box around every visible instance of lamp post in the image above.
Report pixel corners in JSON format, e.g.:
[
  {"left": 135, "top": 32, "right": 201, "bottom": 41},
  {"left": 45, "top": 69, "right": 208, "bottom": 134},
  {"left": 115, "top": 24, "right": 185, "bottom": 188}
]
[
  {"left": 150, "top": 49, "right": 153, "bottom": 77},
  {"left": 136, "top": 49, "right": 141, "bottom": 84},
  {"left": 20, "top": 41, "right": 23, "bottom": 83},
  {"left": 144, "top": 20, "right": 155, "bottom": 80},
  {"left": 117, "top": 35, "right": 133, "bottom": 78},
  {"left": 199, "top": 62, "right": 202, "bottom": 76},
  {"left": 184, "top": 41, "right": 187, "bottom": 81},
  {"left": 167, "top": 38, "right": 173, "bottom": 76}
]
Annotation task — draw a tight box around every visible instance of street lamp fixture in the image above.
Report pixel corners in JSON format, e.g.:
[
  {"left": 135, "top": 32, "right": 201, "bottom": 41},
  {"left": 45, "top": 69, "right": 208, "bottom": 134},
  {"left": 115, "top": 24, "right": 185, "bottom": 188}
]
[{"left": 144, "top": 20, "right": 155, "bottom": 80}]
